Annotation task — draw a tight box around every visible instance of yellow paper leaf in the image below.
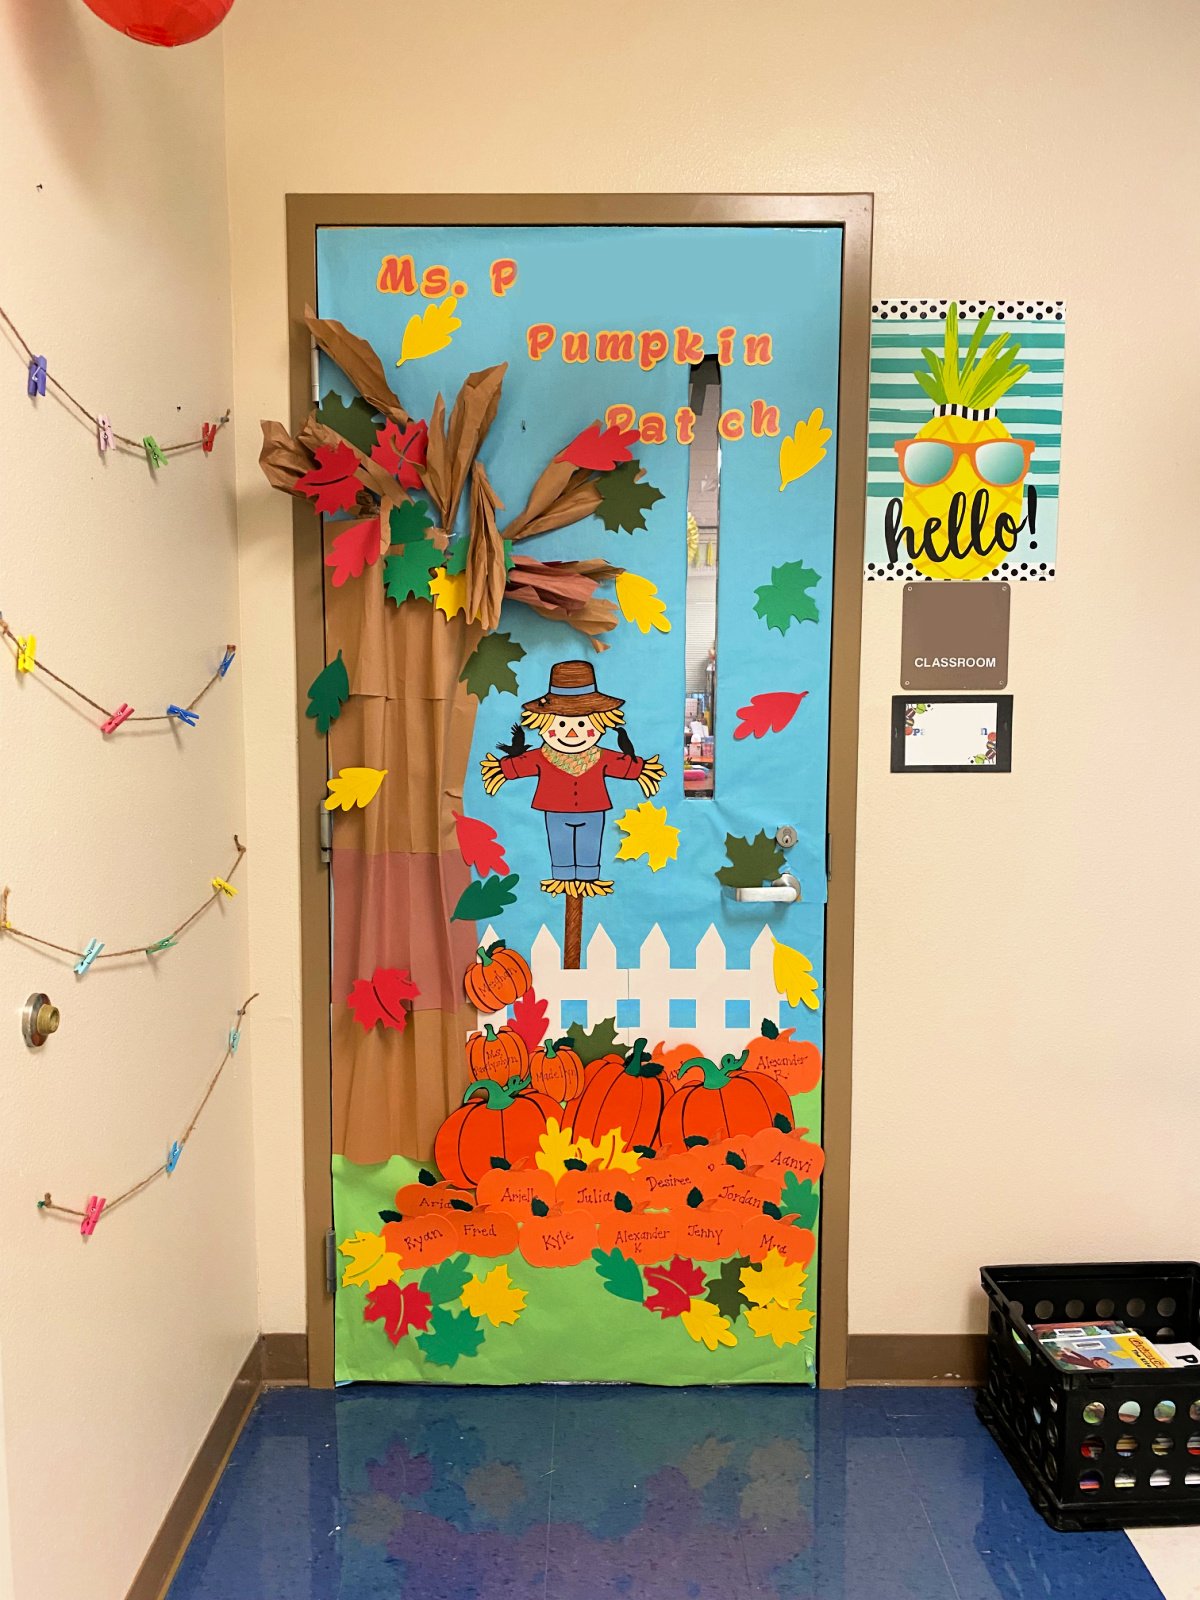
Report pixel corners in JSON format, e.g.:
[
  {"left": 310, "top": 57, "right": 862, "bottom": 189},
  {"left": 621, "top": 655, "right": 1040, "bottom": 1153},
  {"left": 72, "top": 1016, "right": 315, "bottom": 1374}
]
[
  {"left": 339, "top": 1229, "right": 401, "bottom": 1291},
  {"left": 575, "top": 1128, "right": 641, "bottom": 1174},
  {"left": 615, "top": 571, "right": 671, "bottom": 634},
  {"left": 778, "top": 407, "right": 832, "bottom": 491},
  {"left": 615, "top": 801, "right": 680, "bottom": 872},
  {"left": 772, "top": 936, "right": 820, "bottom": 1010},
  {"left": 534, "top": 1117, "right": 579, "bottom": 1182},
  {"left": 739, "top": 1248, "right": 808, "bottom": 1309},
  {"left": 460, "top": 1263, "right": 527, "bottom": 1328},
  {"left": 745, "top": 1301, "right": 815, "bottom": 1347},
  {"left": 681, "top": 1297, "right": 738, "bottom": 1351},
  {"left": 429, "top": 566, "right": 468, "bottom": 620},
  {"left": 397, "top": 296, "right": 462, "bottom": 365},
  {"left": 324, "top": 766, "right": 388, "bottom": 812}
]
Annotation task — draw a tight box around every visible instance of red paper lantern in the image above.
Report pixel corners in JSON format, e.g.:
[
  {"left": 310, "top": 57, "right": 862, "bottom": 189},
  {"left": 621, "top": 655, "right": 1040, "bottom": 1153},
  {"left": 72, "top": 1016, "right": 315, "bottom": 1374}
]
[{"left": 80, "top": 0, "right": 235, "bottom": 47}]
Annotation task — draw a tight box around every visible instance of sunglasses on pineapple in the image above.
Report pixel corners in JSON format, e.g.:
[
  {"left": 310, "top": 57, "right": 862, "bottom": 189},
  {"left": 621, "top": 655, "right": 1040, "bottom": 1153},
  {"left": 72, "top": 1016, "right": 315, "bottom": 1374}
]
[{"left": 892, "top": 437, "right": 1035, "bottom": 488}]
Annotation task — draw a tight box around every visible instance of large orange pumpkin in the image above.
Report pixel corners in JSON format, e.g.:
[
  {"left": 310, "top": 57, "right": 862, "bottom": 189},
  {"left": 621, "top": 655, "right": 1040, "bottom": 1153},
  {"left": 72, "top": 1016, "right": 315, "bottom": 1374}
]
[
  {"left": 528, "top": 1037, "right": 586, "bottom": 1102},
  {"left": 462, "top": 940, "right": 532, "bottom": 1011},
  {"left": 518, "top": 1208, "right": 598, "bottom": 1268},
  {"left": 743, "top": 1019, "right": 822, "bottom": 1096},
  {"left": 434, "top": 1077, "right": 559, "bottom": 1189},
  {"left": 466, "top": 1023, "right": 530, "bottom": 1083},
  {"left": 658, "top": 1050, "right": 792, "bottom": 1151},
  {"left": 569, "top": 1038, "right": 672, "bottom": 1150}
]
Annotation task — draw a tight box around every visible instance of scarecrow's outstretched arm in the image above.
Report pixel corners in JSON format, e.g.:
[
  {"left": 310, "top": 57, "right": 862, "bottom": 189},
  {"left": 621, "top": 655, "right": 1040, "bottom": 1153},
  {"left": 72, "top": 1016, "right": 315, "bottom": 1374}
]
[
  {"left": 637, "top": 755, "right": 666, "bottom": 798},
  {"left": 480, "top": 754, "right": 506, "bottom": 796}
]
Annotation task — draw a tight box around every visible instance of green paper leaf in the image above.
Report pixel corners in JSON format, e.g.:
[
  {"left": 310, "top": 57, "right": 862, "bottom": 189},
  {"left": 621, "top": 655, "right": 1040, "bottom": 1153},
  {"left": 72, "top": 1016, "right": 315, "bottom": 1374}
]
[
  {"left": 779, "top": 1173, "right": 820, "bottom": 1230},
  {"left": 389, "top": 499, "right": 436, "bottom": 544},
  {"left": 451, "top": 873, "right": 520, "bottom": 922},
  {"left": 444, "top": 536, "right": 470, "bottom": 576},
  {"left": 316, "top": 389, "right": 380, "bottom": 455},
  {"left": 419, "top": 1254, "right": 472, "bottom": 1306},
  {"left": 564, "top": 1015, "right": 619, "bottom": 1065},
  {"left": 715, "top": 830, "right": 786, "bottom": 889},
  {"left": 592, "top": 1246, "right": 644, "bottom": 1303},
  {"left": 753, "top": 561, "right": 820, "bottom": 635},
  {"left": 705, "top": 1256, "right": 752, "bottom": 1323},
  {"left": 414, "top": 1305, "right": 485, "bottom": 1367},
  {"left": 459, "top": 632, "right": 526, "bottom": 701},
  {"left": 383, "top": 537, "right": 439, "bottom": 605},
  {"left": 306, "top": 650, "right": 349, "bottom": 735},
  {"left": 594, "top": 461, "right": 665, "bottom": 534}
]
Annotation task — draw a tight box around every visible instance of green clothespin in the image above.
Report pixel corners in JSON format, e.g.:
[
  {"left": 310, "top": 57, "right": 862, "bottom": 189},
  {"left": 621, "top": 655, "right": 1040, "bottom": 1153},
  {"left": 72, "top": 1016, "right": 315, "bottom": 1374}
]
[
  {"left": 143, "top": 436, "right": 168, "bottom": 469},
  {"left": 145, "top": 935, "right": 177, "bottom": 955}
]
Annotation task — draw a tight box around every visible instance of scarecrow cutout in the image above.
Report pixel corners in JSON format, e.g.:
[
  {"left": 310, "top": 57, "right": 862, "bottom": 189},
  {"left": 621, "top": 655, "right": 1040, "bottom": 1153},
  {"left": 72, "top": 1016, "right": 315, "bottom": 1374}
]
[{"left": 481, "top": 661, "right": 664, "bottom": 964}]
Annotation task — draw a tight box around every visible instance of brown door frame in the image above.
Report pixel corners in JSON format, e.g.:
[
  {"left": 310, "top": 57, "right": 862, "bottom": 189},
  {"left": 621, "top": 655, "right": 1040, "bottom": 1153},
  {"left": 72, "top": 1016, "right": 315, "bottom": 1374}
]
[{"left": 283, "top": 193, "right": 872, "bottom": 1389}]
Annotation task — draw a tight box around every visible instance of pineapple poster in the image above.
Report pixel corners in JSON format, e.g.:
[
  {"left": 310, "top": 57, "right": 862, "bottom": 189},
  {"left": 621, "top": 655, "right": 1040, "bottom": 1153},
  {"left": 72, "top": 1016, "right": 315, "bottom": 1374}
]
[
  {"left": 864, "top": 299, "right": 1065, "bottom": 581},
  {"left": 265, "top": 223, "right": 841, "bottom": 1386}
]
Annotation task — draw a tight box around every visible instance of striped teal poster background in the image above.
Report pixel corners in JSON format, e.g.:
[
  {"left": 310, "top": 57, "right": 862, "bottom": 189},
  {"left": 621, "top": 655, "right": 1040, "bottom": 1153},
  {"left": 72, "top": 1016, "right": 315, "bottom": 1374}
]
[{"left": 864, "top": 299, "right": 1065, "bottom": 581}]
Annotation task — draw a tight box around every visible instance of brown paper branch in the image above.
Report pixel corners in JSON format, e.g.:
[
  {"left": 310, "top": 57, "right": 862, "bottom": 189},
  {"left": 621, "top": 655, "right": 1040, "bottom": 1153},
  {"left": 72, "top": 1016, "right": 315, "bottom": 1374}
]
[
  {"left": 504, "top": 556, "right": 623, "bottom": 649},
  {"left": 503, "top": 459, "right": 603, "bottom": 542},
  {"left": 304, "top": 307, "right": 410, "bottom": 428},
  {"left": 466, "top": 462, "right": 508, "bottom": 633},
  {"left": 423, "top": 365, "right": 506, "bottom": 535},
  {"left": 259, "top": 420, "right": 317, "bottom": 494}
]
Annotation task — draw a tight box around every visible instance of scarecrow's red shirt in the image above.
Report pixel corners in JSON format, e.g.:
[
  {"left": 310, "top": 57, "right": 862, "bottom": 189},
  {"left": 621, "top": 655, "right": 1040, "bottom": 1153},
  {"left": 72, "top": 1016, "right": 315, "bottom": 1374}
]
[{"left": 497, "top": 746, "right": 645, "bottom": 812}]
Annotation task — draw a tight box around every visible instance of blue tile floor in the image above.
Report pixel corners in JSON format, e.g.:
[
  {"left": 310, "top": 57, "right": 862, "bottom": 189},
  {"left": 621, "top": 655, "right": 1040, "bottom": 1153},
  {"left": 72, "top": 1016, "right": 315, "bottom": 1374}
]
[{"left": 167, "top": 1384, "right": 1187, "bottom": 1600}]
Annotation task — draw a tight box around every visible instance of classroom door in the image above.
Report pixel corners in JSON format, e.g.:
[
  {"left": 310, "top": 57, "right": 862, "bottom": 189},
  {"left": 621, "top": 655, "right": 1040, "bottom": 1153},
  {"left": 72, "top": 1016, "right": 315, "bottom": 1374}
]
[{"left": 314, "top": 221, "right": 843, "bottom": 1384}]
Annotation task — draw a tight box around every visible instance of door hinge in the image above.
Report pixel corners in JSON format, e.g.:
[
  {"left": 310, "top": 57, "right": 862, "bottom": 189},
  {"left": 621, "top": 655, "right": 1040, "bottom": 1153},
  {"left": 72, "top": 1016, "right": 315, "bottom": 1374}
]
[
  {"left": 319, "top": 805, "right": 333, "bottom": 866},
  {"left": 324, "top": 1228, "right": 337, "bottom": 1296}
]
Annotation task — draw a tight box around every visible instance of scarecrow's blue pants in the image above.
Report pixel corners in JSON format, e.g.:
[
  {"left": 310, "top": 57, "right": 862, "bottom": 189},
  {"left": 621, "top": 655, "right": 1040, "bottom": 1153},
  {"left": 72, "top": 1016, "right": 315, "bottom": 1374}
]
[{"left": 544, "top": 811, "right": 605, "bottom": 881}]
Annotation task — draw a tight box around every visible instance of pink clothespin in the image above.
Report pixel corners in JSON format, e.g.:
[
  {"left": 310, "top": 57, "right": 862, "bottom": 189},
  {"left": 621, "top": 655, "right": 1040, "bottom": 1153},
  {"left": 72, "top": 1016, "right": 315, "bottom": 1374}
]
[
  {"left": 97, "top": 415, "right": 115, "bottom": 453},
  {"left": 100, "top": 704, "right": 134, "bottom": 735},
  {"left": 81, "top": 1196, "right": 106, "bottom": 1237},
  {"left": 201, "top": 421, "right": 218, "bottom": 454}
]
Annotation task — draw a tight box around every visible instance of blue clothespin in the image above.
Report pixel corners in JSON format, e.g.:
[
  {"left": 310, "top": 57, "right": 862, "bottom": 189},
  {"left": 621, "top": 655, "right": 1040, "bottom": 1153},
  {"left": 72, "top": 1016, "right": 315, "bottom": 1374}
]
[
  {"left": 218, "top": 646, "right": 236, "bottom": 678},
  {"left": 166, "top": 1141, "right": 183, "bottom": 1175},
  {"left": 27, "top": 356, "right": 47, "bottom": 398},
  {"left": 74, "top": 938, "right": 104, "bottom": 976},
  {"left": 167, "top": 704, "right": 199, "bottom": 727},
  {"left": 229, "top": 1025, "right": 241, "bottom": 1054}
]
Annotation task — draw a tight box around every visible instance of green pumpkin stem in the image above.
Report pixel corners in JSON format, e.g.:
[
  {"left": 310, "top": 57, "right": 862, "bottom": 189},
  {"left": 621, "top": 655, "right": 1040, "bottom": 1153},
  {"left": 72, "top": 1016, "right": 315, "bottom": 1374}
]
[
  {"left": 461, "top": 1074, "right": 528, "bottom": 1110},
  {"left": 482, "top": 1024, "right": 498, "bottom": 1041},
  {"left": 680, "top": 1049, "right": 749, "bottom": 1089},
  {"left": 624, "top": 1037, "right": 663, "bottom": 1078}
]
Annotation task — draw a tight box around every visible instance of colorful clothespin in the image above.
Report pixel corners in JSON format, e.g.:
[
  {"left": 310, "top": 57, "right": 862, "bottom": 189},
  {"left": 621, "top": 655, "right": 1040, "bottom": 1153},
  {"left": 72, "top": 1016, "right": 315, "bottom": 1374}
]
[
  {"left": 145, "top": 935, "right": 177, "bottom": 955},
  {"left": 80, "top": 1196, "right": 106, "bottom": 1236},
  {"left": 15, "top": 635, "right": 36, "bottom": 673},
  {"left": 229, "top": 1025, "right": 241, "bottom": 1054},
  {"left": 97, "top": 415, "right": 115, "bottom": 453},
  {"left": 100, "top": 703, "right": 134, "bottom": 735},
  {"left": 201, "top": 421, "right": 218, "bottom": 453},
  {"left": 218, "top": 645, "right": 236, "bottom": 678},
  {"left": 143, "top": 435, "right": 168, "bottom": 469},
  {"left": 166, "top": 704, "right": 199, "bottom": 727},
  {"left": 27, "top": 355, "right": 47, "bottom": 398},
  {"left": 166, "top": 1141, "right": 183, "bottom": 1175},
  {"left": 74, "top": 938, "right": 104, "bottom": 976},
  {"left": 211, "top": 877, "right": 237, "bottom": 898}
]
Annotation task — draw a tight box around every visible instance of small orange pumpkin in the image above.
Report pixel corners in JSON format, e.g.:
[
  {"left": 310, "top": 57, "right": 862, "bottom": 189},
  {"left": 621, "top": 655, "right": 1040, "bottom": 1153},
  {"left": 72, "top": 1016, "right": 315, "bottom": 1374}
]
[
  {"left": 652, "top": 1039, "right": 703, "bottom": 1086},
  {"left": 658, "top": 1050, "right": 793, "bottom": 1152},
  {"left": 475, "top": 1166, "right": 557, "bottom": 1217},
  {"left": 382, "top": 1212, "right": 462, "bottom": 1267},
  {"left": 518, "top": 1208, "right": 598, "bottom": 1268},
  {"left": 743, "top": 1126, "right": 825, "bottom": 1184},
  {"left": 463, "top": 940, "right": 532, "bottom": 1011},
  {"left": 466, "top": 1023, "right": 530, "bottom": 1083},
  {"left": 528, "top": 1037, "right": 586, "bottom": 1102},
  {"left": 556, "top": 1168, "right": 646, "bottom": 1211},
  {"left": 434, "top": 1077, "right": 559, "bottom": 1190},
  {"left": 742, "top": 1216, "right": 816, "bottom": 1267},
  {"left": 394, "top": 1179, "right": 475, "bottom": 1214},
  {"left": 673, "top": 1207, "right": 746, "bottom": 1261},
  {"left": 595, "top": 1206, "right": 678, "bottom": 1265},
  {"left": 569, "top": 1038, "right": 673, "bottom": 1150},
  {"left": 456, "top": 1208, "right": 521, "bottom": 1259},
  {"left": 743, "top": 1019, "right": 822, "bottom": 1096}
]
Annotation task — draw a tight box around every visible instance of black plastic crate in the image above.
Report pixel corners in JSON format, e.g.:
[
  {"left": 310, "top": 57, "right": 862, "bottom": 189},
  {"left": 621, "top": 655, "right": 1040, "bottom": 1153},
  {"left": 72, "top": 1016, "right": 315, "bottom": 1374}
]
[{"left": 977, "top": 1261, "right": 1200, "bottom": 1530}]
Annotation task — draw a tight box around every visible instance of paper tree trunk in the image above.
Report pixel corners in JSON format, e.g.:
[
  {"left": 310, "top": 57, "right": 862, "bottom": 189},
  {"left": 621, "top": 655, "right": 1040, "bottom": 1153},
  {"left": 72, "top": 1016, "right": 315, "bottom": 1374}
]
[{"left": 324, "top": 535, "right": 482, "bottom": 1162}]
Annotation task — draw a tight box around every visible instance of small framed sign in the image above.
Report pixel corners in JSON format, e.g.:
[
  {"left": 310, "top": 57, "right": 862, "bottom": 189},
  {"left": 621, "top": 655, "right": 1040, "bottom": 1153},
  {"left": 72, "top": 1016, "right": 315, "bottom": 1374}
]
[{"left": 891, "top": 695, "right": 1013, "bottom": 773}]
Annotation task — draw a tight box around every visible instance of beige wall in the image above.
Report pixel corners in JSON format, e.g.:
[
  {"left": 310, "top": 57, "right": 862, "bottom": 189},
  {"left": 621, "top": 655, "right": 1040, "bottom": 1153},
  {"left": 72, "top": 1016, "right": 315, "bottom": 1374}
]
[
  {"left": 221, "top": 0, "right": 1200, "bottom": 1343},
  {"left": 0, "top": 5, "right": 254, "bottom": 1598}
]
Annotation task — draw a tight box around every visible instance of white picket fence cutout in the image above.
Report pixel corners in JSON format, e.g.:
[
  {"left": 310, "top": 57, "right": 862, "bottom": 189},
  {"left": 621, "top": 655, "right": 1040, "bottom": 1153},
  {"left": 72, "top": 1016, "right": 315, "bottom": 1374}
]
[{"left": 476, "top": 921, "right": 783, "bottom": 1053}]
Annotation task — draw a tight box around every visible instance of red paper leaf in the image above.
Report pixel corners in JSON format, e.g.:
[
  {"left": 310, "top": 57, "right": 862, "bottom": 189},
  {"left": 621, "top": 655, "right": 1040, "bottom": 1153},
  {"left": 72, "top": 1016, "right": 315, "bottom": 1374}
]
[
  {"left": 347, "top": 966, "right": 421, "bottom": 1031},
  {"left": 732, "top": 691, "right": 809, "bottom": 741},
  {"left": 644, "top": 1256, "right": 708, "bottom": 1319},
  {"left": 294, "top": 441, "right": 363, "bottom": 515},
  {"left": 364, "top": 1280, "right": 434, "bottom": 1344},
  {"left": 510, "top": 989, "right": 550, "bottom": 1051},
  {"left": 452, "top": 811, "right": 509, "bottom": 876},
  {"left": 556, "top": 421, "right": 639, "bottom": 472},
  {"left": 324, "top": 517, "right": 382, "bottom": 587},
  {"left": 370, "top": 418, "right": 429, "bottom": 489}
]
